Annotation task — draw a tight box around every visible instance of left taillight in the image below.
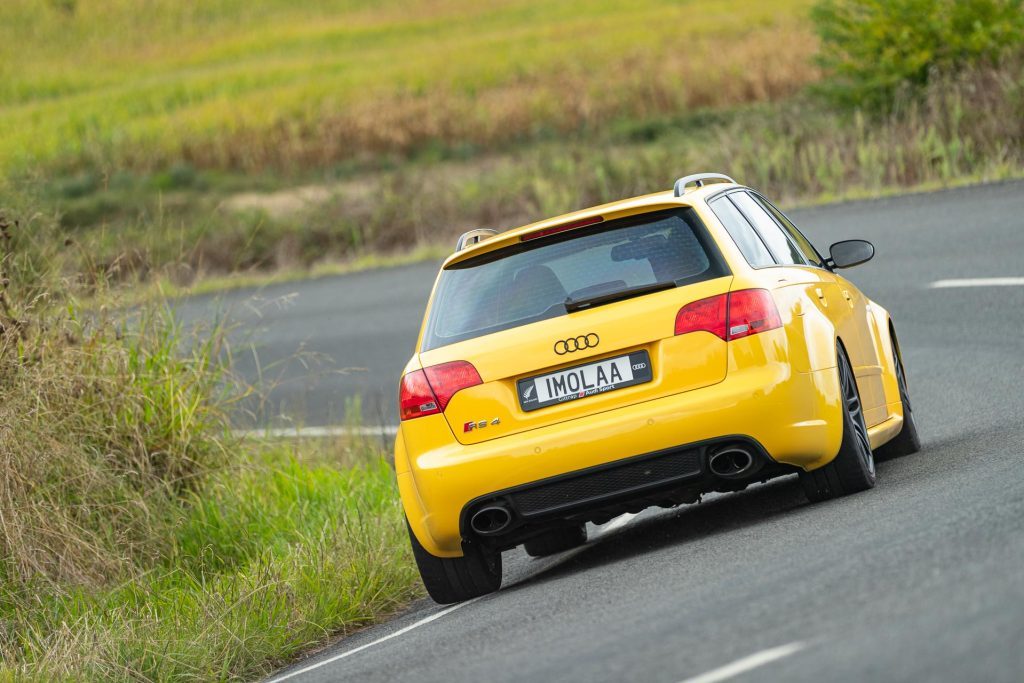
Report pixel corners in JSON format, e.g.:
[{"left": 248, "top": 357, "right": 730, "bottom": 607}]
[
  {"left": 399, "top": 361, "right": 482, "bottom": 421},
  {"left": 399, "top": 370, "right": 440, "bottom": 420}
]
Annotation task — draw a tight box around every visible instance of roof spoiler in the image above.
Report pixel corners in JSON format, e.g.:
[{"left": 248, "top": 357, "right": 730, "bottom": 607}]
[{"left": 673, "top": 173, "right": 736, "bottom": 196}]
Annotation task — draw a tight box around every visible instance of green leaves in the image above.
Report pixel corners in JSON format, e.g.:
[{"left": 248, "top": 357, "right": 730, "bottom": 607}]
[{"left": 812, "top": 0, "right": 1024, "bottom": 110}]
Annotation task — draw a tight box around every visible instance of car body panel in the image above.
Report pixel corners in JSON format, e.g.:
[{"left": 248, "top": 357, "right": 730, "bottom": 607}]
[
  {"left": 420, "top": 275, "right": 734, "bottom": 444},
  {"left": 398, "top": 180, "right": 905, "bottom": 558},
  {"left": 403, "top": 329, "right": 845, "bottom": 557}
]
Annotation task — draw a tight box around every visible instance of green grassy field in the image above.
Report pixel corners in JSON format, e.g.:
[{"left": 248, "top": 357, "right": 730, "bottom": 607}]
[
  {"left": 4, "top": 0, "right": 1022, "bottom": 294},
  {"left": 0, "top": 0, "right": 815, "bottom": 175}
]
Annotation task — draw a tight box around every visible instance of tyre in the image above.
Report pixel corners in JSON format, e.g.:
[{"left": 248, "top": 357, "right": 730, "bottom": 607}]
[
  {"left": 800, "top": 345, "right": 877, "bottom": 502},
  {"left": 406, "top": 521, "right": 501, "bottom": 604},
  {"left": 523, "top": 524, "right": 587, "bottom": 558},
  {"left": 874, "top": 330, "right": 921, "bottom": 460}
]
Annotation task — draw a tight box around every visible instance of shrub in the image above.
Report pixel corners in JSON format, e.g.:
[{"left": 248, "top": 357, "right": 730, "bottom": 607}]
[{"left": 812, "top": 0, "right": 1024, "bottom": 110}]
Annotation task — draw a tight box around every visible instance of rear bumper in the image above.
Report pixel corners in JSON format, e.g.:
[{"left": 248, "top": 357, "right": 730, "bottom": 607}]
[
  {"left": 462, "top": 435, "right": 799, "bottom": 551},
  {"left": 397, "top": 350, "right": 843, "bottom": 557}
]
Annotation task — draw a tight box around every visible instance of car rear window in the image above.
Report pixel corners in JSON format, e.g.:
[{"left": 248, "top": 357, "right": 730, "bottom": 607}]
[{"left": 421, "top": 208, "right": 728, "bottom": 351}]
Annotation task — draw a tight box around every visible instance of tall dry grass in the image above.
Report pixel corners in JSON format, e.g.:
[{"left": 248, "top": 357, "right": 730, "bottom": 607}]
[
  {"left": 107, "top": 56, "right": 1019, "bottom": 282},
  {"left": 0, "top": 210, "right": 421, "bottom": 680},
  {"left": 0, "top": 213, "right": 236, "bottom": 588}
]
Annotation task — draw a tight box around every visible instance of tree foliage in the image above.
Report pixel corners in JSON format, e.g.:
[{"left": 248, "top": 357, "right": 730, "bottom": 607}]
[{"left": 812, "top": 0, "right": 1024, "bottom": 109}]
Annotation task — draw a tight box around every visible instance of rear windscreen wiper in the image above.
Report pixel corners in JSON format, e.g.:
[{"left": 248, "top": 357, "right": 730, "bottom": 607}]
[{"left": 563, "top": 280, "right": 676, "bottom": 313}]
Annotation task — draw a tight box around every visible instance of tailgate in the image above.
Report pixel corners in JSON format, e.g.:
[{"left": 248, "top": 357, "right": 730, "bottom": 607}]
[{"left": 420, "top": 276, "right": 732, "bottom": 444}]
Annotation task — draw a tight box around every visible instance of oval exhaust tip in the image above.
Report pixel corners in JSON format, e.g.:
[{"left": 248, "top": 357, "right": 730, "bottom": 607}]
[
  {"left": 470, "top": 506, "right": 512, "bottom": 535},
  {"left": 709, "top": 447, "right": 755, "bottom": 478}
]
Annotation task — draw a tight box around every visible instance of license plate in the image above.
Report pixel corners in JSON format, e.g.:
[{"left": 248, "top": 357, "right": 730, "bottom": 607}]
[{"left": 517, "top": 351, "right": 652, "bottom": 412}]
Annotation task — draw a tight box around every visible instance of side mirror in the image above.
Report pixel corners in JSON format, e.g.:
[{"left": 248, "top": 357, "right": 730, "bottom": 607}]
[{"left": 828, "top": 239, "right": 875, "bottom": 269}]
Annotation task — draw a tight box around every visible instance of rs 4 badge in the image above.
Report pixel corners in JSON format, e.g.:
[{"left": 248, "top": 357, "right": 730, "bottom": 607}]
[{"left": 464, "top": 418, "right": 501, "bottom": 432}]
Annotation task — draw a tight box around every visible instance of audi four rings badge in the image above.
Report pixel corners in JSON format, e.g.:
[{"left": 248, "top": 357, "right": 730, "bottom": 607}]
[{"left": 554, "top": 333, "right": 599, "bottom": 355}]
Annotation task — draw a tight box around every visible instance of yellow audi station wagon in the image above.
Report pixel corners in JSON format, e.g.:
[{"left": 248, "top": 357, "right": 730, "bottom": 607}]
[{"left": 395, "top": 173, "right": 920, "bottom": 604}]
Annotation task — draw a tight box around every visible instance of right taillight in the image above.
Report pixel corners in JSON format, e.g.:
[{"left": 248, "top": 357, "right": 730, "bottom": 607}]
[
  {"left": 725, "top": 289, "right": 782, "bottom": 339},
  {"left": 674, "top": 289, "right": 781, "bottom": 341},
  {"left": 399, "top": 360, "right": 483, "bottom": 421}
]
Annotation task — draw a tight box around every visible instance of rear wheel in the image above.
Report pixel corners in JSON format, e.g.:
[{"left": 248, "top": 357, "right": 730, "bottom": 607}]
[
  {"left": 874, "top": 330, "right": 921, "bottom": 460},
  {"left": 407, "top": 521, "right": 501, "bottom": 604},
  {"left": 800, "top": 345, "right": 877, "bottom": 502},
  {"left": 524, "top": 524, "right": 587, "bottom": 558}
]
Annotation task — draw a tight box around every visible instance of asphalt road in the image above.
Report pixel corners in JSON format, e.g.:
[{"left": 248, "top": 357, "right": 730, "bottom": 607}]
[
  {"left": 183, "top": 180, "right": 1024, "bottom": 682},
  {"left": 178, "top": 260, "right": 441, "bottom": 427}
]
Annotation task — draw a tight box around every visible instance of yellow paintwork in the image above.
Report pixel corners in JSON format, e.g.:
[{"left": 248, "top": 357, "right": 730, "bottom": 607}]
[
  {"left": 423, "top": 276, "right": 732, "bottom": 446},
  {"left": 398, "top": 182, "right": 905, "bottom": 557}
]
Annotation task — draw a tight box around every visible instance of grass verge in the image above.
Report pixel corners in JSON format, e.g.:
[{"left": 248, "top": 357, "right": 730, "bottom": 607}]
[
  {"left": 1, "top": 449, "right": 420, "bottom": 682},
  {"left": 1, "top": 446, "right": 419, "bottom": 682},
  {"left": 0, "top": 215, "right": 420, "bottom": 681}
]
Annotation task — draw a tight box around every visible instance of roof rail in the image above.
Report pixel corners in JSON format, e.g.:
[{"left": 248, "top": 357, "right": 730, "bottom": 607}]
[
  {"left": 455, "top": 228, "right": 499, "bottom": 251},
  {"left": 673, "top": 173, "right": 736, "bottom": 197}
]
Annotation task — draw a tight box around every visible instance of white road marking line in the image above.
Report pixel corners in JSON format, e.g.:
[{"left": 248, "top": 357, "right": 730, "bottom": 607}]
[
  {"left": 929, "top": 277, "right": 1024, "bottom": 289},
  {"left": 265, "top": 598, "right": 481, "bottom": 683},
  {"left": 677, "top": 642, "right": 806, "bottom": 683},
  {"left": 234, "top": 425, "right": 398, "bottom": 439},
  {"left": 266, "top": 511, "right": 642, "bottom": 681}
]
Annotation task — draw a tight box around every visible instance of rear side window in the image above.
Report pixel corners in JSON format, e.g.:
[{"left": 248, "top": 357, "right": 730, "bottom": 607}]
[
  {"left": 422, "top": 208, "right": 728, "bottom": 351},
  {"left": 708, "top": 196, "right": 774, "bottom": 268},
  {"left": 730, "top": 192, "right": 808, "bottom": 265},
  {"left": 755, "top": 195, "right": 823, "bottom": 267}
]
